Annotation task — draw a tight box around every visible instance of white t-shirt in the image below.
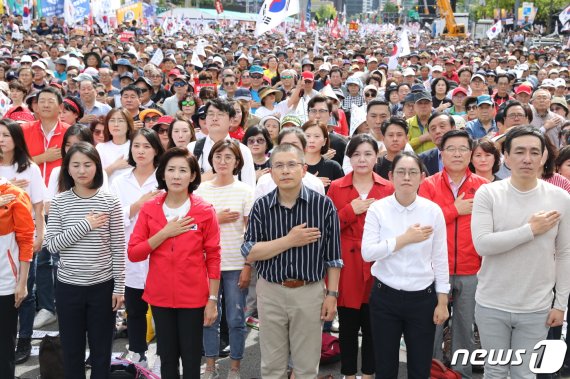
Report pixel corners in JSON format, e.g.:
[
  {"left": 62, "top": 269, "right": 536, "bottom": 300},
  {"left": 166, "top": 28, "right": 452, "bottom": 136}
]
[
  {"left": 254, "top": 171, "right": 325, "bottom": 200},
  {"left": 195, "top": 180, "right": 254, "bottom": 271},
  {"left": 0, "top": 163, "right": 46, "bottom": 204},
  {"left": 255, "top": 100, "right": 292, "bottom": 120},
  {"left": 96, "top": 140, "right": 132, "bottom": 185},
  {"left": 163, "top": 198, "right": 191, "bottom": 222}
]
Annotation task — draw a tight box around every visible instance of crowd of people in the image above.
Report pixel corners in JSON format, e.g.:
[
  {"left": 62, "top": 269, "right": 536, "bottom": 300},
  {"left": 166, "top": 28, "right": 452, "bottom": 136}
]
[{"left": 0, "top": 11, "right": 570, "bottom": 379}]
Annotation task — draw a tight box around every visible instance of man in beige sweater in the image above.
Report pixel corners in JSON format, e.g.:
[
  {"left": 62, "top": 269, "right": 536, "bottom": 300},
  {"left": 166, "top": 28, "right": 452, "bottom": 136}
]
[{"left": 471, "top": 125, "right": 570, "bottom": 379}]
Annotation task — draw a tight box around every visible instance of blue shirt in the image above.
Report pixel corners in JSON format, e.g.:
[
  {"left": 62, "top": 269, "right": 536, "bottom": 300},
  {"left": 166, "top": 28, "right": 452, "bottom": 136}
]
[
  {"left": 465, "top": 119, "right": 498, "bottom": 140},
  {"left": 241, "top": 185, "right": 343, "bottom": 283},
  {"left": 84, "top": 101, "right": 112, "bottom": 117}
]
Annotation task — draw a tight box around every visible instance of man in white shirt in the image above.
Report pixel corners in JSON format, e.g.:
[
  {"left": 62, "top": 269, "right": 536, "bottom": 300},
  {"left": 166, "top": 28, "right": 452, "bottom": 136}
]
[{"left": 187, "top": 99, "right": 256, "bottom": 189}]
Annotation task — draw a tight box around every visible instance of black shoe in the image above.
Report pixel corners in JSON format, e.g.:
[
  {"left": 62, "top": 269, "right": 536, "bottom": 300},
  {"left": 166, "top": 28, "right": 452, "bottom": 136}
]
[{"left": 15, "top": 337, "right": 32, "bottom": 365}]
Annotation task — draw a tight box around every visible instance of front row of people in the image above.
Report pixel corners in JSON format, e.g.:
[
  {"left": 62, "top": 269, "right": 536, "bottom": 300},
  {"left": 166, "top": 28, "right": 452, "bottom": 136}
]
[{"left": 1, "top": 123, "right": 568, "bottom": 379}]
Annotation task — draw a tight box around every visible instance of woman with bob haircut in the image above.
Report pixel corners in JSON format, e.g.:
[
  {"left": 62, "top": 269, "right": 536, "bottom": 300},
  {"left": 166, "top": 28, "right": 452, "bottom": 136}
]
[
  {"left": 44, "top": 142, "right": 126, "bottom": 379},
  {"left": 197, "top": 140, "right": 254, "bottom": 378},
  {"left": 128, "top": 148, "right": 221, "bottom": 379},
  {"left": 242, "top": 125, "right": 273, "bottom": 181},
  {"left": 469, "top": 138, "right": 502, "bottom": 182}
]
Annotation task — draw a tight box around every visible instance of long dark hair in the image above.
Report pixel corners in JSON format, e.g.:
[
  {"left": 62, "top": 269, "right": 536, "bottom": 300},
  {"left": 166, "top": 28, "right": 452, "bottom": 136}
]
[
  {"left": 60, "top": 124, "right": 94, "bottom": 163},
  {"left": 128, "top": 128, "right": 165, "bottom": 168},
  {"left": 0, "top": 119, "right": 33, "bottom": 173},
  {"left": 59, "top": 142, "right": 104, "bottom": 191}
]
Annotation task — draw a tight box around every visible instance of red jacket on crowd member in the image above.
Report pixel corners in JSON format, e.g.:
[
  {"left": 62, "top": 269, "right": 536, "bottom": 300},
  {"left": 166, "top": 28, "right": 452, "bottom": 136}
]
[
  {"left": 418, "top": 168, "right": 488, "bottom": 276},
  {"left": 22, "top": 120, "right": 69, "bottom": 186},
  {"left": 327, "top": 172, "right": 394, "bottom": 309},
  {"left": 128, "top": 193, "right": 221, "bottom": 309},
  {"left": 334, "top": 109, "right": 349, "bottom": 136}
]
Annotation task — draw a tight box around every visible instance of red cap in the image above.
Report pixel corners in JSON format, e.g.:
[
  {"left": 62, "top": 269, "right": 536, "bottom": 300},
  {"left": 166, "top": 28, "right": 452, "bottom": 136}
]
[
  {"left": 452, "top": 87, "right": 468, "bottom": 97},
  {"left": 445, "top": 58, "right": 455, "bottom": 65},
  {"left": 301, "top": 71, "right": 314, "bottom": 81},
  {"left": 168, "top": 69, "right": 181, "bottom": 77},
  {"left": 515, "top": 84, "right": 532, "bottom": 95},
  {"left": 155, "top": 115, "right": 175, "bottom": 125},
  {"left": 356, "top": 57, "right": 365, "bottom": 64},
  {"left": 5, "top": 107, "right": 35, "bottom": 123}
]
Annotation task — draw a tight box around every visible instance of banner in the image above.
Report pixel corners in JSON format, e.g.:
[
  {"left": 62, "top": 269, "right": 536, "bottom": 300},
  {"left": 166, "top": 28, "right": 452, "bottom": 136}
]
[
  {"left": 64, "top": 0, "right": 90, "bottom": 26},
  {"left": 560, "top": 5, "right": 570, "bottom": 28},
  {"left": 39, "top": 0, "right": 65, "bottom": 18},
  {"left": 93, "top": 0, "right": 112, "bottom": 34},
  {"left": 116, "top": 2, "right": 143, "bottom": 25},
  {"left": 22, "top": 0, "right": 32, "bottom": 31},
  {"left": 255, "top": 0, "right": 300, "bottom": 36},
  {"left": 306, "top": 0, "right": 311, "bottom": 24},
  {"left": 119, "top": 30, "right": 134, "bottom": 41}
]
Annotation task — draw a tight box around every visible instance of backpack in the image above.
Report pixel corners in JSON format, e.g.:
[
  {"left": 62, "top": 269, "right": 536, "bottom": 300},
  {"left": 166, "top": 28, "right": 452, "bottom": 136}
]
[
  {"left": 430, "top": 358, "right": 462, "bottom": 379},
  {"left": 193, "top": 137, "right": 242, "bottom": 180},
  {"left": 320, "top": 332, "right": 341, "bottom": 364},
  {"left": 39, "top": 335, "right": 64, "bottom": 379},
  {"left": 110, "top": 358, "right": 160, "bottom": 379}
]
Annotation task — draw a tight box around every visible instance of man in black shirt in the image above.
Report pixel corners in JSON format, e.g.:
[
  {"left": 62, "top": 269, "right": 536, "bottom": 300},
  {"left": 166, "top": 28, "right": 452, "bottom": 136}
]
[{"left": 375, "top": 117, "right": 409, "bottom": 179}]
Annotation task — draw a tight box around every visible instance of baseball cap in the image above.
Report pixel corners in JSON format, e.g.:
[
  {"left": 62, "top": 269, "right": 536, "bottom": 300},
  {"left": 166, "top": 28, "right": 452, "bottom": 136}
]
[
  {"left": 515, "top": 84, "right": 532, "bottom": 95},
  {"left": 471, "top": 73, "right": 486, "bottom": 83},
  {"left": 20, "top": 55, "right": 33, "bottom": 64},
  {"left": 452, "top": 87, "right": 468, "bottom": 97},
  {"left": 415, "top": 91, "right": 432, "bottom": 103},
  {"left": 249, "top": 65, "right": 264, "bottom": 74},
  {"left": 476, "top": 95, "right": 494, "bottom": 106},
  {"left": 301, "top": 72, "right": 315, "bottom": 81},
  {"left": 403, "top": 67, "right": 415, "bottom": 76},
  {"left": 540, "top": 79, "right": 555, "bottom": 88},
  {"left": 31, "top": 61, "right": 47, "bottom": 70},
  {"left": 234, "top": 88, "right": 252, "bottom": 101},
  {"left": 431, "top": 65, "right": 444, "bottom": 73}
]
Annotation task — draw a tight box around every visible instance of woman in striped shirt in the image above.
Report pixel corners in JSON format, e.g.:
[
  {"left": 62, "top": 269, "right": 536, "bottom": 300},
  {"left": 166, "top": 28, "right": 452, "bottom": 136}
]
[{"left": 44, "top": 142, "right": 126, "bottom": 379}]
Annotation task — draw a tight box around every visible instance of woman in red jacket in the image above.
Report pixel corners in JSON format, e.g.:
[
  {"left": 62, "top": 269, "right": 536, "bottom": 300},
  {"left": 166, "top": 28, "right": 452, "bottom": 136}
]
[
  {"left": 327, "top": 134, "right": 394, "bottom": 379},
  {"left": 128, "top": 147, "right": 221, "bottom": 379}
]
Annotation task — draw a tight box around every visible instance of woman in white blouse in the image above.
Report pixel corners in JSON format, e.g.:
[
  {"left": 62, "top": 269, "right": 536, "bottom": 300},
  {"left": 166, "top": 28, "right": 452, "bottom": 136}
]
[
  {"left": 96, "top": 108, "right": 134, "bottom": 184},
  {"left": 361, "top": 151, "right": 450, "bottom": 379},
  {"left": 110, "top": 128, "right": 164, "bottom": 367}
]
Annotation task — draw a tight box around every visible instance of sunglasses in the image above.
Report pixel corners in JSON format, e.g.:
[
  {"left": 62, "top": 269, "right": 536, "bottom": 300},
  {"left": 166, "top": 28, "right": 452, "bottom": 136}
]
[
  {"left": 157, "top": 127, "right": 169, "bottom": 135},
  {"left": 467, "top": 105, "right": 477, "bottom": 111},
  {"left": 281, "top": 75, "right": 293, "bottom": 79},
  {"left": 172, "top": 81, "right": 187, "bottom": 87},
  {"left": 247, "top": 137, "right": 266, "bottom": 145},
  {"left": 251, "top": 74, "right": 263, "bottom": 79},
  {"left": 138, "top": 88, "right": 149, "bottom": 93},
  {"left": 224, "top": 81, "right": 235, "bottom": 86},
  {"left": 181, "top": 100, "right": 195, "bottom": 106},
  {"left": 145, "top": 116, "right": 161, "bottom": 122},
  {"left": 365, "top": 92, "right": 377, "bottom": 98},
  {"left": 93, "top": 129, "right": 104, "bottom": 136},
  {"left": 241, "top": 75, "right": 250, "bottom": 78},
  {"left": 97, "top": 91, "right": 105, "bottom": 96}
]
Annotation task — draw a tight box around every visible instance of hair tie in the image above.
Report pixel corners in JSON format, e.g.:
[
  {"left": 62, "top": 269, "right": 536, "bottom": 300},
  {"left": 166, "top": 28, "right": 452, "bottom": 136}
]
[{"left": 63, "top": 98, "right": 80, "bottom": 114}]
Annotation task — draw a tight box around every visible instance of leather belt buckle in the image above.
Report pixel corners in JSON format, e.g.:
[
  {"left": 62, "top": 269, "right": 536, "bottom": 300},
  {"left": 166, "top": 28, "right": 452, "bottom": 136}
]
[{"left": 281, "top": 279, "right": 307, "bottom": 288}]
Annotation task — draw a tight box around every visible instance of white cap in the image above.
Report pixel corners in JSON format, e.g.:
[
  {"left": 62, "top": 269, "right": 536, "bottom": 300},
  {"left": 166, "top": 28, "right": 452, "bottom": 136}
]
[
  {"left": 20, "top": 55, "right": 32, "bottom": 64},
  {"left": 431, "top": 65, "right": 443, "bottom": 73},
  {"left": 554, "top": 78, "right": 566, "bottom": 87},
  {"left": 213, "top": 56, "right": 224, "bottom": 65},
  {"left": 31, "top": 61, "right": 47, "bottom": 70},
  {"left": 403, "top": 67, "right": 415, "bottom": 76}
]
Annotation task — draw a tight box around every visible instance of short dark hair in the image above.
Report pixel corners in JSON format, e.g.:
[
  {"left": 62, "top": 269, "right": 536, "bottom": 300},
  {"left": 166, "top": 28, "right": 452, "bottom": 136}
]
[
  {"left": 439, "top": 129, "right": 474, "bottom": 151},
  {"left": 430, "top": 77, "right": 450, "bottom": 96},
  {"left": 301, "top": 120, "right": 330, "bottom": 154},
  {"left": 345, "top": 133, "right": 379, "bottom": 158},
  {"left": 204, "top": 98, "right": 236, "bottom": 118},
  {"left": 0, "top": 119, "right": 33, "bottom": 173},
  {"left": 391, "top": 151, "right": 425, "bottom": 173},
  {"left": 60, "top": 142, "right": 104, "bottom": 191},
  {"left": 63, "top": 96, "right": 84, "bottom": 119},
  {"left": 128, "top": 128, "right": 165, "bottom": 168},
  {"left": 277, "top": 127, "right": 307, "bottom": 150},
  {"left": 208, "top": 140, "right": 244, "bottom": 175},
  {"left": 156, "top": 147, "right": 201, "bottom": 193},
  {"left": 9, "top": 81, "right": 28, "bottom": 96},
  {"left": 542, "top": 136, "right": 558, "bottom": 180},
  {"left": 496, "top": 73, "right": 510, "bottom": 83},
  {"left": 120, "top": 84, "right": 142, "bottom": 97},
  {"left": 367, "top": 99, "right": 390, "bottom": 113},
  {"left": 307, "top": 95, "right": 332, "bottom": 113},
  {"left": 242, "top": 125, "right": 273, "bottom": 153},
  {"left": 470, "top": 138, "right": 501, "bottom": 174},
  {"left": 38, "top": 86, "right": 63, "bottom": 104},
  {"left": 381, "top": 116, "right": 408, "bottom": 136},
  {"left": 427, "top": 112, "right": 455, "bottom": 130},
  {"left": 556, "top": 146, "right": 570, "bottom": 173},
  {"left": 503, "top": 125, "right": 546, "bottom": 155}
]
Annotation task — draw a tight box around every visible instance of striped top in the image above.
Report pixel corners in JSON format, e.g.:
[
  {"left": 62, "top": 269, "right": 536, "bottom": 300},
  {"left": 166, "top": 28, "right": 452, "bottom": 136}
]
[
  {"left": 44, "top": 188, "right": 126, "bottom": 295},
  {"left": 543, "top": 173, "right": 570, "bottom": 194},
  {"left": 196, "top": 180, "right": 254, "bottom": 271},
  {"left": 241, "top": 185, "right": 343, "bottom": 283}
]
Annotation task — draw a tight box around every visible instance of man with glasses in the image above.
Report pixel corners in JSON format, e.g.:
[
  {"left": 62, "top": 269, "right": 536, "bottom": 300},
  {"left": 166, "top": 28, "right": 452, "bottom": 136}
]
[
  {"left": 219, "top": 74, "right": 238, "bottom": 100},
  {"left": 135, "top": 77, "right": 164, "bottom": 114},
  {"left": 465, "top": 95, "right": 498, "bottom": 139},
  {"left": 241, "top": 142, "right": 341, "bottom": 379},
  {"left": 419, "top": 129, "right": 488, "bottom": 379},
  {"left": 307, "top": 95, "right": 347, "bottom": 166},
  {"left": 187, "top": 98, "right": 256, "bottom": 189},
  {"left": 419, "top": 113, "right": 457, "bottom": 176},
  {"left": 492, "top": 74, "right": 513, "bottom": 111},
  {"left": 98, "top": 67, "right": 120, "bottom": 97},
  {"left": 148, "top": 67, "right": 171, "bottom": 106},
  {"left": 163, "top": 75, "right": 191, "bottom": 117},
  {"left": 471, "top": 125, "right": 570, "bottom": 379},
  {"left": 248, "top": 65, "right": 265, "bottom": 114},
  {"left": 530, "top": 89, "right": 565, "bottom": 147},
  {"left": 276, "top": 69, "right": 296, "bottom": 98}
]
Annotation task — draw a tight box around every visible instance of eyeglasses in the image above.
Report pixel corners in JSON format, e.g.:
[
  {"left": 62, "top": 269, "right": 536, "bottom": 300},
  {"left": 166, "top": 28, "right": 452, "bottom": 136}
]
[
  {"left": 93, "top": 129, "right": 104, "bottom": 136},
  {"left": 157, "top": 127, "right": 169, "bottom": 135},
  {"left": 506, "top": 113, "right": 526, "bottom": 119},
  {"left": 97, "top": 91, "right": 105, "bottom": 96},
  {"left": 365, "top": 92, "right": 377, "bottom": 98},
  {"left": 206, "top": 112, "right": 228, "bottom": 118},
  {"left": 144, "top": 116, "right": 160, "bottom": 122},
  {"left": 213, "top": 154, "right": 236, "bottom": 163},
  {"left": 393, "top": 169, "right": 421, "bottom": 178},
  {"left": 241, "top": 74, "right": 250, "bottom": 79},
  {"left": 247, "top": 137, "right": 266, "bottom": 145},
  {"left": 224, "top": 81, "right": 235, "bottom": 86},
  {"left": 308, "top": 109, "right": 329, "bottom": 115},
  {"left": 150, "top": 74, "right": 162, "bottom": 79},
  {"left": 108, "top": 118, "right": 127, "bottom": 124},
  {"left": 68, "top": 74, "right": 77, "bottom": 78},
  {"left": 172, "top": 81, "right": 187, "bottom": 87},
  {"left": 281, "top": 75, "right": 293, "bottom": 79},
  {"left": 443, "top": 146, "right": 471, "bottom": 154},
  {"left": 138, "top": 87, "right": 149, "bottom": 93},
  {"left": 251, "top": 74, "right": 263, "bottom": 79},
  {"left": 181, "top": 100, "right": 195, "bottom": 106},
  {"left": 272, "top": 162, "right": 303, "bottom": 171},
  {"left": 467, "top": 105, "right": 477, "bottom": 111}
]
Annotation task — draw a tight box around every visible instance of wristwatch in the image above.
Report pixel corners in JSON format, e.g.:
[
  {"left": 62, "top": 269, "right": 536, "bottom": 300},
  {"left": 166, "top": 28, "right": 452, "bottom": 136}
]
[
  {"left": 326, "top": 290, "right": 339, "bottom": 298},
  {"left": 208, "top": 295, "right": 218, "bottom": 302}
]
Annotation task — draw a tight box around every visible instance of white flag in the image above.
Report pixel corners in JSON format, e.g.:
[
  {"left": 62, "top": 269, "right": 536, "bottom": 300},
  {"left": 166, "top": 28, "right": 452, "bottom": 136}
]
[
  {"left": 559, "top": 5, "right": 570, "bottom": 29},
  {"left": 486, "top": 20, "right": 502, "bottom": 39},
  {"left": 191, "top": 50, "right": 203, "bottom": 68},
  {"left": 150, "top": 48, "right": 164, "bottom": 67},
  {"left": 64, "top": 0, "right": 76, "bottom": 27},
  {"left": 255, "top": 0, "right": 300, "bottom": 36},
  {"left": 388, "top": 29, "right": 410, "bottom": 70},
  {"left": 313, "top": 29, "right": 319, "bottom": 56},
  {"left": 22, "top": 0, "right": 32, "bottom": 31}
]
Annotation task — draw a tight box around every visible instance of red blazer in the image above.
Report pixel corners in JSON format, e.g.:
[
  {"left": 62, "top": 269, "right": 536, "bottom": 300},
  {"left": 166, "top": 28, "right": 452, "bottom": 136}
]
[
  {"left": 22, "top": 120, "right": 69, "bottom": 186},
  {"left": 327, "top": 172, "right": 394, "bottom": 309},
  {"left": 128, "top": 193, "right": 221, "bottom": 308},
  {"left": 333, "top": 109, "right": 349, "bottom": 136},
  {"left": 418, "top": 168, "right": 488, "bottom": 276}
]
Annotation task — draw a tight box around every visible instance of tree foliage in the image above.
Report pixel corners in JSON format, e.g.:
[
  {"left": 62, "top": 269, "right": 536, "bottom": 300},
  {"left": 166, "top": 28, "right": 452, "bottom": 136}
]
[
  {"left": 383, "top": 2, "right": 399, "bottom": 13},
  {"left": 316, "top": 3, "right": 337, "bottom": 23},
  {"left": 471, "top": 0, "right": 567, "bottom": 24}
]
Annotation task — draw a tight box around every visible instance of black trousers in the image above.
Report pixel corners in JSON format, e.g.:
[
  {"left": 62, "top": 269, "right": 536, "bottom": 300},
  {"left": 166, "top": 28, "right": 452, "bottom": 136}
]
[
  {"left": 151, "top": 305, "right": 204, "bottom": 379},
  {"left": 0, "top": 294, "right": 17, "bottom": 379},
  {"left": 338, "top": 304, "right": 375, "bottom": 375},
  {"left": 56, "top": 279, "right": 116, "bottom": 379},
  {"left": 125, "top": 286, "right": 148, "bottom": 354},
  {"left": 369, "top": 280, "right": 437, "bottom": 379}
]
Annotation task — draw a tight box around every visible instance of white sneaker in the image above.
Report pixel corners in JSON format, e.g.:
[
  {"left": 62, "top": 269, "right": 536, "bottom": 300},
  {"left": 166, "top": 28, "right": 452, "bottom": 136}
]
[
  {"left": 201, "top": 365, "right": 219, "bottom": 379},
  {"left": 151, "top": 356, "right": 161, "bottom": 375},
  {"left": 33, "top": 309, "right": 57, "bottom": 328}
]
